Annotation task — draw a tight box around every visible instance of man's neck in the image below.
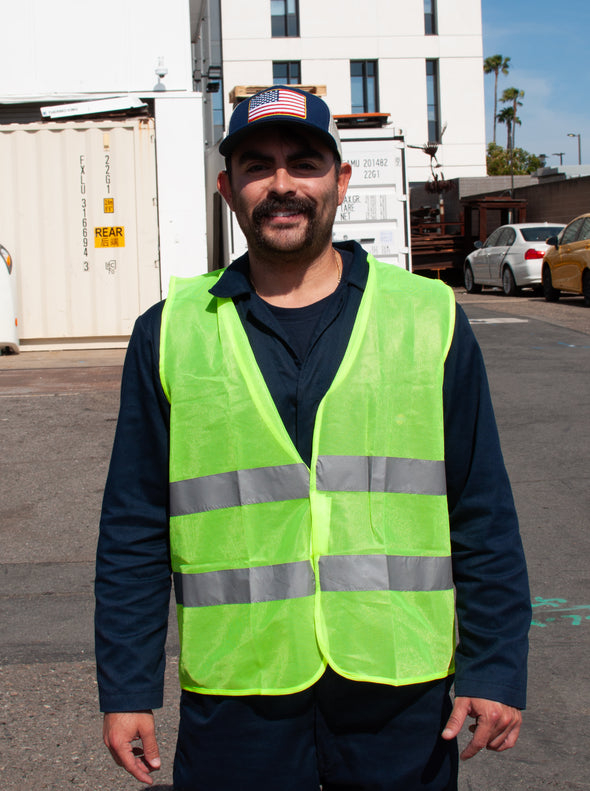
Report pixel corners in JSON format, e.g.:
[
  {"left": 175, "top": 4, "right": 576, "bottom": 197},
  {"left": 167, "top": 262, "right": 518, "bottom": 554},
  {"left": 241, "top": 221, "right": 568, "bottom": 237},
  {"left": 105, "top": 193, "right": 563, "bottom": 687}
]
[{"left": 248, "top": 246, "right": 342, "bottom": 308}]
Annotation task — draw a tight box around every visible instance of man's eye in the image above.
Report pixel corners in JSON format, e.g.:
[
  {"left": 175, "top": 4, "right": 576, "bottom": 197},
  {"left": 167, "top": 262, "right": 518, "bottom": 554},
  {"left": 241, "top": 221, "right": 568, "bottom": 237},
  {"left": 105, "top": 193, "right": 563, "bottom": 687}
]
[{"left": 246, "top": 163, "right": 266, "bottom": 173}]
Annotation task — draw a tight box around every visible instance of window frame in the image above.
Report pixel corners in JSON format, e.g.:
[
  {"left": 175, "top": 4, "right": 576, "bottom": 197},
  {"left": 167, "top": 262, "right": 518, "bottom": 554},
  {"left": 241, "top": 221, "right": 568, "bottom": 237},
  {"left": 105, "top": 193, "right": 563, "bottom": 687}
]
[
  {"left": 271, "top": 0, "right": 300, "bottom": 38},
  {"left": 272, "top": 60, "right": 301, "bottom": 85},
  {"left": 562, "top": 218, "right": 584, "bottom": 245},
  {"left": 350, "top": 60, "right": 379, "bottom": 114},
  {"left": 498, "top": 228, "right": 517, "bottom": 246},
  {"left": 426, "top": 59, "right": 441, "bottom": 143},
  {"left": 424, "top": 0, "right": 438, "bottom": 35},
  {"left": 520, "top": 226, "right": 564, "bottom": 242},
  {"left": 484, "top": 228, "right": 504, "bottom": 248}
]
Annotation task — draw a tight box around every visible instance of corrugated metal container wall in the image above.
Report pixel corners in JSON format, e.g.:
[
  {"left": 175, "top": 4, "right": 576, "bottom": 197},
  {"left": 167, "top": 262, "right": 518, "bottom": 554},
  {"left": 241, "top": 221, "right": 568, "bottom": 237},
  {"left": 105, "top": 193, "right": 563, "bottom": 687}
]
[{"left": 0, "top": 118, "right": 160, "bottom": 346}]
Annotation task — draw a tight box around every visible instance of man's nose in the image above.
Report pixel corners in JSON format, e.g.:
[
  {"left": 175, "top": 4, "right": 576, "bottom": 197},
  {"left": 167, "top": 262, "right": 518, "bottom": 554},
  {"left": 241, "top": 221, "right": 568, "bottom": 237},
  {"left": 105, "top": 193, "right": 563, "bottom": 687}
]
[{"left": 268, "top": 167, "right": 296, "bottom": 196}]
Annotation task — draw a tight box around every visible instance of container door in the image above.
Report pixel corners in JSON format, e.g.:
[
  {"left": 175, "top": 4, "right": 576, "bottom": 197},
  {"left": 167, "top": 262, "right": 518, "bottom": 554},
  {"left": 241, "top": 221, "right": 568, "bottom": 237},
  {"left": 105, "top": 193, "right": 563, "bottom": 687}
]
[{"left": 332, "top": 136, "right": 410, "bottom": 270}]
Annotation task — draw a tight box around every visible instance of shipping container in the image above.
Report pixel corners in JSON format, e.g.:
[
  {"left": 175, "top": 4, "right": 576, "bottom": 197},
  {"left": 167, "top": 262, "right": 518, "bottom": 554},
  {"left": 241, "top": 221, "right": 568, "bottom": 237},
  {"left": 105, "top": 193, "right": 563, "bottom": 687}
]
[
  {"left": 333, "top": 125, "right": 411, "bottom": 270},
  {"left": 0, "top": 118, "right": 161, "bottom": 348}
]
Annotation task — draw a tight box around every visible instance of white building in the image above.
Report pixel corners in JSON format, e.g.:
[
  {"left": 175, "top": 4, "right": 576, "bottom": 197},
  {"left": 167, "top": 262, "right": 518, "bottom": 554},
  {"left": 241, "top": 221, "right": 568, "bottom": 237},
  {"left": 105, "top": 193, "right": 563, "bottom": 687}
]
[
  {"left": 196, "top": 0, "right": 487, "bottom": 183},
  {"left": 0, "top": 0, "right": 486, "bottom": 348}
]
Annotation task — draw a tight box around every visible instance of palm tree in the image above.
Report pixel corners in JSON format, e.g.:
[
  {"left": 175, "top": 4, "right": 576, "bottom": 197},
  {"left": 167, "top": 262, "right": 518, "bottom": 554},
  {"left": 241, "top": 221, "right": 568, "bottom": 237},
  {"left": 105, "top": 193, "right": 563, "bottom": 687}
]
[
  {"left": 497, "top": 106, "right": 521, "bottom": 151},
  {"left": 484, "top": 55, "right": 511, "bottom": 144},
  {"left": 500, "top": 87, "right": 524, "bottom": 149}
]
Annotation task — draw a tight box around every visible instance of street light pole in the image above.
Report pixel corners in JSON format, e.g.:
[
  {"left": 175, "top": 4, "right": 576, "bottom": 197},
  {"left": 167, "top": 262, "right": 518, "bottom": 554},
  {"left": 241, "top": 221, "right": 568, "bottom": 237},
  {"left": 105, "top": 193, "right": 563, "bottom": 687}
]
[{"left": 567, "top": 133, "right": 582, "bottom": 165}]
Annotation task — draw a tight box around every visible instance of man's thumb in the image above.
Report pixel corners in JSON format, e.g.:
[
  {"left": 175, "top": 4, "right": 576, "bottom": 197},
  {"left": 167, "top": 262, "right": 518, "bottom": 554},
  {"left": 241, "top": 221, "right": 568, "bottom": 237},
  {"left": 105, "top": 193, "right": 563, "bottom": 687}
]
[
  {"left": 140, "top": 726, "right": 161, "bottom": 769},
  {"left": 441, "top": 698, "right": 469, "bottom": 740}
]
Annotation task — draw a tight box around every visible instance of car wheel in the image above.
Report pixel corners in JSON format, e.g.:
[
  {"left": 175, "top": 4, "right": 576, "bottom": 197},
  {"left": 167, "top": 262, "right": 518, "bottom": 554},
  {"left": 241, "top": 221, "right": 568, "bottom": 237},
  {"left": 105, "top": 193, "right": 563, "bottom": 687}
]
[
  {"left": 583, "top": 269, "right": 590, "bottom": 307},
  {"left": 542, "top": 264, "right": 560, "bottom": 302},
  {"left": 464, "top": 264, "right": 482, "bottom": 294},
  {"left": 502, "top": 267, "right": 519, "bottom": 297}
]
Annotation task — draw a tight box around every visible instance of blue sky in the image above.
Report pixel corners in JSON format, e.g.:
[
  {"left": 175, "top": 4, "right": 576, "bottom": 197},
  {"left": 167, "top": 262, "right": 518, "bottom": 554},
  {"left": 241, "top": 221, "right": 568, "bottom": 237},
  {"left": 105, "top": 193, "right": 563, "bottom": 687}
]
[{"left": 481, "top": 0, "right": 590, "bottom": 165}]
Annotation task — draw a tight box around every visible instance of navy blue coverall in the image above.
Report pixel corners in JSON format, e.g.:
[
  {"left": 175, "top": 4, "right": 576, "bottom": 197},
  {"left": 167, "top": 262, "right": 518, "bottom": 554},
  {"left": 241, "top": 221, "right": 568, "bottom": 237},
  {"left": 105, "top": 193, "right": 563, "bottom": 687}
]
[{"left": 95, "top": 241, "right": 531, "bottom": 790}]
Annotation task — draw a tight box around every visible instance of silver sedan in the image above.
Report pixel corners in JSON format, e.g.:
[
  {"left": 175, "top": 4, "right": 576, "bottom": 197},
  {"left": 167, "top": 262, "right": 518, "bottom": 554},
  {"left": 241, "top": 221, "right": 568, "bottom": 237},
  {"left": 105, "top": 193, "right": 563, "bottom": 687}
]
[{"left": 464, "top": 222, "right": 565, "bottom": 296}]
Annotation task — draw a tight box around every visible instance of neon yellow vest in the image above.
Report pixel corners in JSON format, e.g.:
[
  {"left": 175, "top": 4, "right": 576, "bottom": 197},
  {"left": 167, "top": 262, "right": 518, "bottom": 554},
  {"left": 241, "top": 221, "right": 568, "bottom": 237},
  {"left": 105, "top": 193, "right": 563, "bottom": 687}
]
[{"left": 160, "top": 255, "right": 456, "bottom": 696}]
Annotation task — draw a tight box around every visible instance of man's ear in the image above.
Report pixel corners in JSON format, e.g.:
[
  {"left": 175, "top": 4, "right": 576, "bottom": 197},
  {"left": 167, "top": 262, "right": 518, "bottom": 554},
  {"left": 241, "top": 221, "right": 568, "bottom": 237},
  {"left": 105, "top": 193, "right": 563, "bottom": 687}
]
[
  {"left": 217, "top": 170, "right": 234, "bottom": 210},
  {"left": 336, "top": 162, "right": 353, "bottom": 206}
]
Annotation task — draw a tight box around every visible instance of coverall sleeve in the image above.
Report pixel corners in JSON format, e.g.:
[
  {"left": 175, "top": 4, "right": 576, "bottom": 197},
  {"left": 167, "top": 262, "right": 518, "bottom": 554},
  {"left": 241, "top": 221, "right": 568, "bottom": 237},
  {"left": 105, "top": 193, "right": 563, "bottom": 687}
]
[
  {"left": 444, "top": 305, "right": 531, "bottom": 709},
  {"left": 95, "top": 301, "right": 171, "bottom": 713}
]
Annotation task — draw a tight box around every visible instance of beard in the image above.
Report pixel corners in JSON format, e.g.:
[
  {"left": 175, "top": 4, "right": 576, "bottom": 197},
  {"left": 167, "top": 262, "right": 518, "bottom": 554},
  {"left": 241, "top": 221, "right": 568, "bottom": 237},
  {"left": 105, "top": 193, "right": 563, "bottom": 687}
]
[{"left": 249, "top": 195, "right": 319, "bottom": 253}]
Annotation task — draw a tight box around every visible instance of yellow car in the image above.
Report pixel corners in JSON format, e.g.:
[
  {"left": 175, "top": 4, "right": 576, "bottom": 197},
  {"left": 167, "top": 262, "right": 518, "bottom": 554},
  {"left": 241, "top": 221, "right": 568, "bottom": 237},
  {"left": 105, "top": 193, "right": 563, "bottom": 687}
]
[{"left": 542, "top": 213, "right": 590, "bottom": 306}]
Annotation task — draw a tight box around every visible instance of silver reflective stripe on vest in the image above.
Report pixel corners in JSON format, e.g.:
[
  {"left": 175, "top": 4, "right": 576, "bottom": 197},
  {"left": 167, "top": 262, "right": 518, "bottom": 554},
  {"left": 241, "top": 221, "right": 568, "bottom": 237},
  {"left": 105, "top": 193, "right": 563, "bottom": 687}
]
[
  {"left": 170, "top": 463, "right": 310, "bottom": 516},
  {"left": 316, "top": 455, "right": 446, "bottom": 496},
  {"left": 319, "top": 554, "right": 453, "bottom": 592},
  {"left": 174, "top": 560, "right": 315, "bottom": 607}
]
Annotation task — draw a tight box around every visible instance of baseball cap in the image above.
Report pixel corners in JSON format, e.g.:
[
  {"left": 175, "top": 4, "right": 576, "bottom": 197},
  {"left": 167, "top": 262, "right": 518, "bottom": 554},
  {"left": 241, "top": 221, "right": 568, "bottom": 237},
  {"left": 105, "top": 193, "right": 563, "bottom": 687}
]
[{"left": 219, "top": 86, "right": 342, "bottom": 161}]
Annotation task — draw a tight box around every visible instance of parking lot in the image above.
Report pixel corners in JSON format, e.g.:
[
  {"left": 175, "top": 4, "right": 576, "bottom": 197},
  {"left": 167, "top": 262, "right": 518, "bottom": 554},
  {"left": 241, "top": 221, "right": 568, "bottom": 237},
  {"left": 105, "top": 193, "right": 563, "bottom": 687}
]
[{"left": 1, "top": 287, "right": 589, "bottom": 790}]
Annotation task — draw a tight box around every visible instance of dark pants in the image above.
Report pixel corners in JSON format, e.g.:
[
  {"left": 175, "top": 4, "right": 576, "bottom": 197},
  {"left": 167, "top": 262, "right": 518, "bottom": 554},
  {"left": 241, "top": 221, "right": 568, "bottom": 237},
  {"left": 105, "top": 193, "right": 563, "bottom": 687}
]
[{"left": 173, "top": 668, "right": 458, "bottom": 790}]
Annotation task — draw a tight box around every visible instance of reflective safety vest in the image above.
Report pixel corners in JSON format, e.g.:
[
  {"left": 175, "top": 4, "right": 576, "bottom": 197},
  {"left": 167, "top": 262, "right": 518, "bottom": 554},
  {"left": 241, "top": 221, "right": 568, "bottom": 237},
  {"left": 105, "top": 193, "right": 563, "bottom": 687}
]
[{"left": 160, "top": 254, "right": 457, "bottom": 696}]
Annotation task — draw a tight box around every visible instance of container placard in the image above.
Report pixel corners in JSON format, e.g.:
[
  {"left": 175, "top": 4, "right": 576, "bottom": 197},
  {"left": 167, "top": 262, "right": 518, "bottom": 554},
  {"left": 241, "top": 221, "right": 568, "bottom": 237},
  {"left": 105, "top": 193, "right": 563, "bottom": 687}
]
[{"left": 94, "top": 226, "right": 125, "bottom": 247}]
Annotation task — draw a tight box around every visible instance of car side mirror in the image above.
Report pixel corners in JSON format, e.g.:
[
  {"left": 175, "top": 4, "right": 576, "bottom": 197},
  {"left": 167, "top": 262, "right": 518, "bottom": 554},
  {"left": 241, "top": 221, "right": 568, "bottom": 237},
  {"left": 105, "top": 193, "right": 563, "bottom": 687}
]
[
  {"left": 546, "top": 235, "right": 559, "bottom": 248},
  {"left": 474, "top": 241, "right": 483, "bottom": 249}
]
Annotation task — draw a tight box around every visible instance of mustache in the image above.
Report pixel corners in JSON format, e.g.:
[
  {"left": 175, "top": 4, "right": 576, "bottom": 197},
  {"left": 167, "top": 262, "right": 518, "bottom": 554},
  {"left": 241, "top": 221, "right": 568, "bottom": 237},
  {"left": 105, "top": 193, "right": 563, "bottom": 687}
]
[{"left": 252, "top": 196, "right": 316, "bottom": 223}]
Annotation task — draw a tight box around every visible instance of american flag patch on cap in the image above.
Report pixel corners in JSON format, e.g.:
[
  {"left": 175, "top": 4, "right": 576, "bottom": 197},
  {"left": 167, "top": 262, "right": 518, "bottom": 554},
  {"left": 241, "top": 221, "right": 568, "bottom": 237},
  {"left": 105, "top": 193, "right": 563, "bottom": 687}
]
[{"left": 248, "top": 89, "right": 307, "bottom": 122}]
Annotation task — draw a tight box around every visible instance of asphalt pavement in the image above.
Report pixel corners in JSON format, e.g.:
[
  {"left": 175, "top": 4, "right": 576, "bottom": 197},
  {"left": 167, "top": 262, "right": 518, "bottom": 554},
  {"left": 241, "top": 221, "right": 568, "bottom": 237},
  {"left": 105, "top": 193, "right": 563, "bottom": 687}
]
[{"left": 1, "top": 288, "right": 589, "bottom": 790}]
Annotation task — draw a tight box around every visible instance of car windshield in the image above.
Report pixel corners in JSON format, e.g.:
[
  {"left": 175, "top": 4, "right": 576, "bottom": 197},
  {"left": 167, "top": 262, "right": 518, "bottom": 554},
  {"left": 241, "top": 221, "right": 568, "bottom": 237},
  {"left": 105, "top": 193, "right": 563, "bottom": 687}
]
[{"left": 520, "top": 226, "right": 563, "bottom": 242}]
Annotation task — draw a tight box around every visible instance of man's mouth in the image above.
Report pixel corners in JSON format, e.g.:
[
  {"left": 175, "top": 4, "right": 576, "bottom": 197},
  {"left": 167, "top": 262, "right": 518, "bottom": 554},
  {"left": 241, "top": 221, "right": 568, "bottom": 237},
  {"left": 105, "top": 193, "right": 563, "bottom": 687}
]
[
  {"left": 253, "top": 199, "right": 315, "bottom": 226},
  {"left": 268, "top": 210, "right": 301, "bottom": 221}
]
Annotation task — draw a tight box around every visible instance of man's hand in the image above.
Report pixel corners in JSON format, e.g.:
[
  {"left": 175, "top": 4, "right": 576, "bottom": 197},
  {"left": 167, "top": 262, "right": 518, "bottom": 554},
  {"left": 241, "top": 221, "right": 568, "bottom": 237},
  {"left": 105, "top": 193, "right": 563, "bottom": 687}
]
[
  {"left": 103, "top": 710, "right": 161, "bottom": 784},
  {"left": 441, "top": 696, "right": 522, "bottom": 760}
]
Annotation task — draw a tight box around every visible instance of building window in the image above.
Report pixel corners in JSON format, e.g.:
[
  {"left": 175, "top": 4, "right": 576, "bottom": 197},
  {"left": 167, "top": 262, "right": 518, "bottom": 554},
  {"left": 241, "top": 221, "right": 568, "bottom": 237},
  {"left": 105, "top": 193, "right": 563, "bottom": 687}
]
[
  {"left": 273, "top": 61, "right": 301, "bottom": 85},
  {"left": 350, "top": 61, "right": 379, "bottom": 114},
  {"left": 271, "top": 0, "right": 299, "bottom": 37},
  {"left": 212, "top": 86, "right": 225, "bottom": 131},
  {"left": 426, "top": 59, "right": 440, "bottom": 142},
  {"left": 424, "top": 0, "right": 437, "bottom": 35}
]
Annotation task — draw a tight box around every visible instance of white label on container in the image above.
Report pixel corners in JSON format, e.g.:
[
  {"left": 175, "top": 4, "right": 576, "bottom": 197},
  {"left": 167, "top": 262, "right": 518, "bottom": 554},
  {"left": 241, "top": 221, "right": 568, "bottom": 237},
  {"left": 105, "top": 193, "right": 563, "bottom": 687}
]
[
  {"left": 346, "top": 152, "right": 402, "bottom": 185},
  {"left": 336, "top": 190, "right": 397, "bottom": 223}
]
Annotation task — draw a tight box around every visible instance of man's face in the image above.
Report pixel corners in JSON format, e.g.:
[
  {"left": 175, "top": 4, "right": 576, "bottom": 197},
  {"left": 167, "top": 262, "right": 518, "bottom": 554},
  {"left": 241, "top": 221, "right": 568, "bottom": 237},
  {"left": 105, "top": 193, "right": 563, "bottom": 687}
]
[{"left": 218, "top": 127, "right": 351, "bottom": 262}]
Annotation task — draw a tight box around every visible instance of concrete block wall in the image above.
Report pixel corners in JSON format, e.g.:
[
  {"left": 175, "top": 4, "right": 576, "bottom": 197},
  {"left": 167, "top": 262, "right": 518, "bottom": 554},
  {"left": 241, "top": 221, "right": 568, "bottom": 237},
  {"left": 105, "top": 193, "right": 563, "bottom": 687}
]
[
  {"left": 510, "top": 177, "right": 590, "bottom": 224},
  {"left": 410, "top": 174, "right": 590, "bottom": 231}
]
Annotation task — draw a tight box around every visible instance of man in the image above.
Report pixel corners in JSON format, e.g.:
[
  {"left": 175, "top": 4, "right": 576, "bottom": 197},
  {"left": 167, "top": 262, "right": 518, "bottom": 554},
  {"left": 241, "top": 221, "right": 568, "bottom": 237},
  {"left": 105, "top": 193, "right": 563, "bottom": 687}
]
[{"left": 95, "top": 86, "right": 531, "bottom": 790}]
